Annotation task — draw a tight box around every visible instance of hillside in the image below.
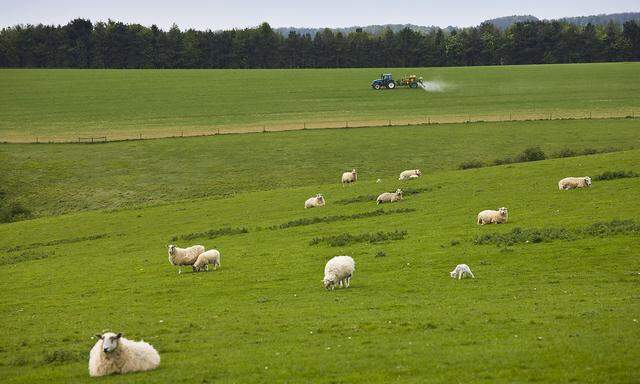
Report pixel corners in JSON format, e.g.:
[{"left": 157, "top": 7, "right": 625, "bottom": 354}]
[{"left": 0, "top": 143, "right": 638, "bottom": 382}]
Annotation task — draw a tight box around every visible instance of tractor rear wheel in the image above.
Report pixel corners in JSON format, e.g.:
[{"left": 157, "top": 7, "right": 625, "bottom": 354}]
[
  {"left": 387, "top": 82, "right": 396, "bottom": 89},
  {"left": 374, "top": 84, "right": 381, "bottom": 90},
  {"left": 410, "top": 82, "right": 418, "bottom": 89}
]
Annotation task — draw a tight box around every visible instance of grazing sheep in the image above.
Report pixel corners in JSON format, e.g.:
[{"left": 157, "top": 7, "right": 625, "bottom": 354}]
[
  {"left": 399, "top": 169, "right": 422, "bottom": 180},
  {"left": 89, "top": 332, "right": 160, "bottom": 377},
  {"left": 377, "top": 189, "right": 403, "bottom": 204},
  {"left": 305, "top": 194, "right": 326, "bottom": 209},
  {"left": 192, "top": 249, "right": 221, "bottom": 272},
  {"left": 477, "top": 207, "right": 508, "bottom": 225},
  {"left": 558, "top": 176, "right": 592, "bottom": 190},
  {"left": 450, "top": 264, "right": 475, "bottom": 280},
  {"left": 341, "top": 169, "right": 357, "bottom": 185},
  {"left": 376, "top": 178, "right": 382, "bottom": 183},
  {"left": 323, "top": 256, "right": 355, "bottom": 290},
  {"left": 167, "top": 244, "right": 204, "bottom": 274}
]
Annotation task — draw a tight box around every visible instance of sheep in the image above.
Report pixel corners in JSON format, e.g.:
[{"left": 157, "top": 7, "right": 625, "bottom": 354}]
[
  {"left": 192, "top": 249, "right": 221, "bottom": 272},
  {"left": 323, "top": 255, "right": 355, "bottom": 290},
  {"left": 477, "top": 207, "right": 508, "bottom": 225},
  {"left": 377, "top": 189, "right": 403, "bottom": 204},
  {"left": 89, "top": 332, "right": 160, "bottom": 377},
  {"left": 167, "top": 244, "right": 204, "bottom": 274},
  {"left": 450, "top": 264, "right": 475, "bottom": 280},
  {"left": 399, "top": 169, "right": 421, "bottom": 180},
  {"left": 304, "top": 194, "right": 325, "bottom": 209},
  {"left": 558, "top": 176, "right": 592, "bottom": 190},
  {"left": 341, "top": 169, "right": 357, "bottom": 185}
]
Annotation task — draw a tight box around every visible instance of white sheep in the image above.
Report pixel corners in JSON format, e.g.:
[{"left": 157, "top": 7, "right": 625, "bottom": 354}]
[
  {"left": 305, "top": 194, "right": 326, "bottom": 209},
  {"left": 377, "top": 189, "right": 403, "bottom": 204},
  {"left": 323, "top": 255, "right": 355, "bottom": 290},
  {"left": 89, "top": 332, "right": 160, "bottom": 377},
  {"left": 558, "top": 176, "right": 592, "bottom": 190},
  {"left": 167, "top": 244, "right": 204, "bottom": 274},
  {"left": 192, "top": 249, "right": 221, "bottom": 272},
  {"left": 450, "top": 264, "right": 475, "bottom": 280},
  {"left": 399, "top": 169, "right": 421, "bottom": 180},
  {"left": 477, "top": 207, "right": 508, "bottom": 225},
  {"left": 341, "top": 169, "right": 357, "bottom": 185}
]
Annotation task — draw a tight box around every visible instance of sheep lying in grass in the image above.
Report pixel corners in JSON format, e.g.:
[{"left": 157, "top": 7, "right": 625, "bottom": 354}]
[
  {"left": 477, "top": 207, "right": 508, "bottom": 225},
  {"left": 399, "top": 169, "right": 421, "bottom": 180},
  {"left": 167, "top": 244, "right": 204, "bottom": 274},
  {"left": 341, "top": 169, "right": 357, "bottom": 185},
  {"left": 323, "top": 255, "right": 355, "bottom": 290},
  {"left": 558, "top": 176, "right": 592, "bottom": 190},
  {"left": 89, "top": 332, "right": 160, "bottom": 377},
  {"left": 450, "top": 264, "right": 475, "bottom": 280},
  {"left": 192, "top": 249, "right": 221, "bottom": 272},
  {"left": 377, "top": 189, "right": 403, "bottom": 204},
  {"left": 305, "top": 194, "right": 325, "bottom": 209}
]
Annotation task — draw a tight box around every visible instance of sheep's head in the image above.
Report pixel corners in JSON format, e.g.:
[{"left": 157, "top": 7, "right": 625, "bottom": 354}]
[
  {"left": 351, "top": 169, "right": 357, "bottom": 175},
  {"left": 167, "top": 244, "right": 176, "bottom": 256},
  {"left": 96, "top": 332, "right": 122, "bottom": 353},
  {"left": 585, "top": 177, "right": 592, "bottom": 186},
  {"left": 322, "top": 277, "right": 335, "bottom": 290},
  {"left": 416, "top": 169, "right": 421, "bottom": 176},
  {"left": 449, "top": 270, "right": 457, "bottom": 278},
  {"left": 396, "top": 189, "right": 403, "bottom": 197},
  {"left": 498, "top": 207, "right": 508, "bottom": 216},
  {"left": 316, "top": 194, "right": 325, "bottom": 204}
]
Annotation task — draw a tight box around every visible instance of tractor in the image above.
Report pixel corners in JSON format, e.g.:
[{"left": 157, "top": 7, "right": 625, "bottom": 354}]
[{"left": 371, "top": 74, "right": 423, "bottom": 90}]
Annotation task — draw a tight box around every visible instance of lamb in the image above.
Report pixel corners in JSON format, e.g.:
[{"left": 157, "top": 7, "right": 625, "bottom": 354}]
[
  {"left": 377, "top": 189, "right": 403, "bottom": 204},
  {"left": 167, "top": 244, "right": 204, "bottom": 274},
  {"left": 89, "top": 332, "right": 160, "bottom": 377},
  {"left": 323, "top": 255, "right": 355, "bottom": 290},
  {"left": 341, "top": 169, "right": 357, "bottom": 185},
  {"left": 450, "top": 264, "right": 475, "bottom": 280},
  {"left": 477, "top": 207, "right": 508, "bottom": 225},
  {"left": 399, "top": 169, "right": 421, "bottom": 180},
  {"left": 192, "top": 249, "right": 221, "bottom": 272},
  {"left": 558, "top": 176, "right": 592, "bottom": 190},
  {"left": 305, "top": 194, "right": 325, "bottom": 209}
]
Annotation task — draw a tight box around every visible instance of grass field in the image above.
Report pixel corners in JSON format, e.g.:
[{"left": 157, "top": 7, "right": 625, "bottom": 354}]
[
  {"left": 1, "top": 62, "right": 639, "bottom": 141},
  {"left": 1, "top": 63, "right": 639, "bottom": 382},
  {"left": 0, "top": 144, "right": 639, "bottom": 383},
  {"left": 1, "top": 118, "right": 639, "bottom": 219}
]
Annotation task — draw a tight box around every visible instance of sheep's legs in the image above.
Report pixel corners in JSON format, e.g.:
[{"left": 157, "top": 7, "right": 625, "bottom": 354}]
[
  {"left": 469, "top": 271, "right": 475, "bottom": 279},
  {"left": 457, "top": 271, "right": 462, "bottom": 280},
  {"left": 178, "top": 267, "right": 182, "bottom": 274},
  {"left": 205, "top": 264, "right": 209, "bottom": 271}
]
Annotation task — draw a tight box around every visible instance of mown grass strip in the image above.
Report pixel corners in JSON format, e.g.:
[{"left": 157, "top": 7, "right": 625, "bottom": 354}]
[
  {"left": 270, "top": 208, "right": 415, "bottom": 230},
  {"left": 2, "top": 233, "right": 108, "bottom": 253},
  {"left": 594, "top": 170, "right": 639, "bottom": 181},
  {"left": 474, "top": 219, "right": 640, "bottom": 246},
  {"left": 173, "top": 226, "right": 248, "bottom": 242},
  {"left": 334, "top": 187, "right": 431, "bottom": 205},
  {"left": 0, "top": 251, "right": 50, "bottom": 266},
  {"left": 310, "top": 230, "right": 408, "bottom": 247}
]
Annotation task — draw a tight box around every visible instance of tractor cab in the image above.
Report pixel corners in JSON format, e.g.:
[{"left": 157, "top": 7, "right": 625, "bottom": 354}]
[{"left": 371, "top": 73, "right": 396, "bottom": 90}]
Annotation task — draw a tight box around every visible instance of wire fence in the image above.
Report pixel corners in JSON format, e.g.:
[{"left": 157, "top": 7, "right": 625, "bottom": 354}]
[{"left": 3, "top": 110, "right": 638, "bottom": 144}]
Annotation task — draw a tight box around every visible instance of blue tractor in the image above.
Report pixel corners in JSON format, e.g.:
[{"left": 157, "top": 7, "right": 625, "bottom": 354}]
[{"left": 371, "top": 73, "right": 396, "bottom": 90}]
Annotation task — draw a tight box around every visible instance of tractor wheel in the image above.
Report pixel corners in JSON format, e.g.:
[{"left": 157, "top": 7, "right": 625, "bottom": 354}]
[
  {"left": 410, "top": 82, "right": 418, "bottom": 89},
  {"left": 387, "top": 82, "right": 396, "bottom": 89},
  {"left": 374, "top": 84, "right": 381, "bottom": 90}
]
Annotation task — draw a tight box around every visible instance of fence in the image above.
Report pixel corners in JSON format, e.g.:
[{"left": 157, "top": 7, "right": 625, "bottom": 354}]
[{"left": 3, "top": 110, "right": 638, "bottom": 144}]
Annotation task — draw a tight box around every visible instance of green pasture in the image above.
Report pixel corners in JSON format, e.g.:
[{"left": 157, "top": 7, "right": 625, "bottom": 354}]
[
  {"left": 0, "top": 63, "right": 639, "bottom": 140},
  {"left": 0, "top": 132, "right": 639, "bottom": 382}
]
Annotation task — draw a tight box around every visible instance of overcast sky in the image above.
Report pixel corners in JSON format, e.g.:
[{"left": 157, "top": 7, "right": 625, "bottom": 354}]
[{"left": 1, "top": 0, "right": 638, "bottom": 30}]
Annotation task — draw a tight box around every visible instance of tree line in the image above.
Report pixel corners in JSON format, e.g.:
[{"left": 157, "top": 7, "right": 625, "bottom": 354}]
[{"left": 0, "top": 19, "right": 639, "bottom": 68}]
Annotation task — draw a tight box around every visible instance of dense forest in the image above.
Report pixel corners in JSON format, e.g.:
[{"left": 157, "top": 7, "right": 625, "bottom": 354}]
[{"left": 0, "top": 18, "right": 639, "bottom": 68}]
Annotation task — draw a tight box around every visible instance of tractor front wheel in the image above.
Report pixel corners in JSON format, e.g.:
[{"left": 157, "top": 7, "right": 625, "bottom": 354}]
[
  {"left": 387, "top": 82, "right": 396, "bottom": 89},
  {"left": 410, "top": 82, "right": 418, "bottom": 89},
  {"left": 373, "top": 84, "right": 381, "bottom": 90}
]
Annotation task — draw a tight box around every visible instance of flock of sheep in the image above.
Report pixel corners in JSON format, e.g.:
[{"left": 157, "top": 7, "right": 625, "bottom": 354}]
[{"left": 89, "top": 169, "right": 594, "bottom": 377}]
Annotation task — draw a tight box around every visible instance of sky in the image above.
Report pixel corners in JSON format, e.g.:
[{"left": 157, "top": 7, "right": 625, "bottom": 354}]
[{"left": 0, "top": 0, "right": 638, "bottom": 30}]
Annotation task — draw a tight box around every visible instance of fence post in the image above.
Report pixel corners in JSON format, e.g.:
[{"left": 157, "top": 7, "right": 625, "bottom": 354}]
[
  {"left": 303, "top": 122, "right": 306, "bottom": 129},
  {"left": 181, "top": 131, "right": 184, "bottom": 137},
  {"left": 139, "top": 133, "right": 142, "bottom": 140},
  {"left": 388, "top": 120, "right": 391, "bottom": 126}
]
